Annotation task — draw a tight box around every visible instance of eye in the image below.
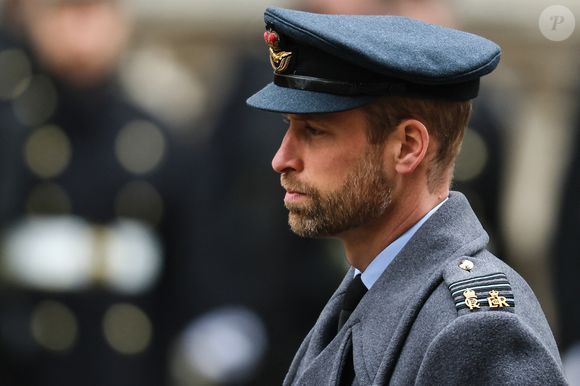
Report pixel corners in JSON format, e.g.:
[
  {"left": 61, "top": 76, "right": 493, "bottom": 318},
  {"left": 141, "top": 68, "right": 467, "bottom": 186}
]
[
  {"left": 305, "top": 125, "right": 323, "bottom": 136},
  {"left": 281, "top": 115, "right": 290, "bottom": 125}
]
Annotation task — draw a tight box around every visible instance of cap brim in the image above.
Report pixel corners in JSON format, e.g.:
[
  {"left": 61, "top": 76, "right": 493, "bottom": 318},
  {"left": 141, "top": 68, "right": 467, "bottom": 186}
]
[{"left": 246, "top": 82, "right": 377, "bottom": 114}]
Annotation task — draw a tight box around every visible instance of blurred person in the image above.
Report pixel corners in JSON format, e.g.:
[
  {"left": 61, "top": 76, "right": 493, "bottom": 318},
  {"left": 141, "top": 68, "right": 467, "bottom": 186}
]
[
  {"left": 178, "top": 75, "right": 344, "bottom": 384},
  {"left": 553, "top": 79, "right": 580, "bottom": 384},
  {"left": 0, "top": 1, "right": 195, "bottom": 385},
  {"left": 5, "top": 0, "right": 130, "bottom": 88},
  {"left": 246, "top": 7, "right": 566, "bottom": 385},
  {"left": 299, "top": 0, "right": 454, "bottom": 26},
  {"left": 176, "top": 16, "right": 344, "bottom": 386}
]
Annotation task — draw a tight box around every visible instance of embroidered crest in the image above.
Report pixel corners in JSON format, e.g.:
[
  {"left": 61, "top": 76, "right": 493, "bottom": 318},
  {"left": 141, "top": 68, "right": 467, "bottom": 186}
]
[
  {"left": 264, "top": 29, "right": 293, "bottom": 73},
  {"left": 463, "top": 289, "right": 480, "bottom": 310},
  {"left": 487, "top": 290, "right": 510, "bottom": 308},
  {"left": 448, "top": 273, "right": 515, "bottom": 313}
]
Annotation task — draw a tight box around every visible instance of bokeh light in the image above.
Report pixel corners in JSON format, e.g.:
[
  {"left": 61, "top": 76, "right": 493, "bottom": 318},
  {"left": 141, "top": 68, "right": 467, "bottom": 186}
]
[
  {"left": 103, "top": 303, "right": 153, "bottom": 355},
  {"left": 31, "top": 300, "right": 78, "bottom": 352}
]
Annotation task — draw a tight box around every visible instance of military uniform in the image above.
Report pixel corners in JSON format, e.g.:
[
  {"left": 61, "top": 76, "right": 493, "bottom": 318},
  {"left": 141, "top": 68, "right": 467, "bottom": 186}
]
[
  {"left": 284, "top": 192, "right": 566, "bottom": 385},
  {"left": 0, "top": 30, "right": 191, "bottom": 386},
  {"left": 246, "top": 7, "right": 567, "bottom": 385}
]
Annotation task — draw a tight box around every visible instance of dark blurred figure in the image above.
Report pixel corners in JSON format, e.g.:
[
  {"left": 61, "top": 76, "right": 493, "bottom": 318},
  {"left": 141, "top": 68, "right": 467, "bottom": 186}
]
[
  {"left": 0, "top": 1, "right": 193, "bottom": 385},
  {"left": 168, "top": 77, "right": 344, "bottom": 383},
  {"left": 553, "top": 80, "right": 580, "bottom": 384},
  {"left": 168, "top": 19, "right": 344, "bottom": 386}
]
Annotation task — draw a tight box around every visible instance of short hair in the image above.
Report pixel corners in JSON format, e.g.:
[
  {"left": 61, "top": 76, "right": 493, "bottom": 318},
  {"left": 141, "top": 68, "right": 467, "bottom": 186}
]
[{"left": 363, "top": 96, "right": 472, "bottom": 191}]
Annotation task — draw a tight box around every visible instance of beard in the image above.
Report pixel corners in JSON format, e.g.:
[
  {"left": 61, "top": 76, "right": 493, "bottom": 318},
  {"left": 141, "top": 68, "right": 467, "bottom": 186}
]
[{"left": 281, "top": 147, "right": 392, "bottom": 238}]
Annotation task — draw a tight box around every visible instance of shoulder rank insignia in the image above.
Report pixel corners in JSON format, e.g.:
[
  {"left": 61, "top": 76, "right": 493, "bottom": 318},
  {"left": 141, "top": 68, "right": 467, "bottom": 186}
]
[{"left": 448, "top": 273, "right": 515, "bottom": 313}]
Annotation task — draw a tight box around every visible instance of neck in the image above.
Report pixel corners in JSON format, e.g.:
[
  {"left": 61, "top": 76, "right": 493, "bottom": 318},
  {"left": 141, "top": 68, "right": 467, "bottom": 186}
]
[{"left": 340, "top": 185, "right": 448, "bottom": 272}]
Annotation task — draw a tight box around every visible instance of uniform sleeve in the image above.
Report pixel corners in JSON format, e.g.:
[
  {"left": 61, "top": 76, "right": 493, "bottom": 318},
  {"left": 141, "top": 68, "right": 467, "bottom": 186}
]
[{"left": 414, "top": 311, "right": 568, "bottom": 386}]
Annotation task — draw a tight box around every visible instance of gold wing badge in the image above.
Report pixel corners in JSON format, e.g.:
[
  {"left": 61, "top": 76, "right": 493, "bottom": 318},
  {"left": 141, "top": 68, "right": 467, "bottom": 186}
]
[{"left": 264, "top": 29, "right": 293, "bottom": 73}]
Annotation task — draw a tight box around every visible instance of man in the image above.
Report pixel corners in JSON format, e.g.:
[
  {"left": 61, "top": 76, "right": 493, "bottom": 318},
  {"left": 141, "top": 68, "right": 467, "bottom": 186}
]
[{"left": 246, "top": 7, "right": 567, "bottom": 385}]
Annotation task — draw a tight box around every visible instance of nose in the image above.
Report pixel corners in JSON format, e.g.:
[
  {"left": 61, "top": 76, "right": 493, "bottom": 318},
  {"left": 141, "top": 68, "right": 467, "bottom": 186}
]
[{"left": 272, "top": 129, "right": 303, "bottom": 174}]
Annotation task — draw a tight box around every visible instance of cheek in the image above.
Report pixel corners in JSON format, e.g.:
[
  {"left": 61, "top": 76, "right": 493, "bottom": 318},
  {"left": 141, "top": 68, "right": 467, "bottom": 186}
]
[{"left": 305, "top": 153, "right": 359, "bottom": 189}]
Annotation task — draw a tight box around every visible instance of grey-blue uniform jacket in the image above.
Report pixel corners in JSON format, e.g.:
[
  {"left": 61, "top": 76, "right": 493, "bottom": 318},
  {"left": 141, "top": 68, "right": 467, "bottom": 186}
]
[{"left": 284, "top": 192, "right": 567, "bottom": 385}]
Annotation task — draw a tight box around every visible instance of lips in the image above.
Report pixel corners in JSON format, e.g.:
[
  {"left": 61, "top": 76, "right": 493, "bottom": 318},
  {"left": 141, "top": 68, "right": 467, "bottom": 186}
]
[
  {"left": 285, "top": 191, "right": 304, "bottom": 198},
  {"left": 282, "top": 185, "right": 305, "bottom": 202},
  {"left": 281, "top": 175, "right": 313, "bottom": 205},
  {"left": 282, "top": 186, "right": 304, "bottom": 195},
  {"left": 281, "top": 179, "right": 308, "bottom": 204},
  {"left": 281, "top": 176, "right": 306, "bottom": 195}
]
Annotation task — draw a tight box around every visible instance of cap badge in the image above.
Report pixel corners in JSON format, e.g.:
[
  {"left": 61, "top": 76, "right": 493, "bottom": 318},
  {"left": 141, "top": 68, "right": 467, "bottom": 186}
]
[{"left": 264, "top": 29, "right": 292, "bottom": 74}]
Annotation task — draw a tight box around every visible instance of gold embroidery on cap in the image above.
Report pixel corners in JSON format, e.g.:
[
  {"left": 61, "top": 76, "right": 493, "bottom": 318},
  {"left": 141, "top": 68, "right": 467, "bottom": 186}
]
[{"left": 264, "top": 30, "right": 293, "bottom": 73}]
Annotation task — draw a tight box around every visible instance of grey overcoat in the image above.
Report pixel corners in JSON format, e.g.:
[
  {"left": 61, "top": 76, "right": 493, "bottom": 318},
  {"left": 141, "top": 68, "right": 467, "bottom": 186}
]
[{"left": 284, "top": 192, "right": 567, "bottom": 385}]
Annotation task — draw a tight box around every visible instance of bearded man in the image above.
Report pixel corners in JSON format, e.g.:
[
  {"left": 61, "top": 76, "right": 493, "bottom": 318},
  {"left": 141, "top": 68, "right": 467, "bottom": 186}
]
[{"left": 247, "top": 7, "right": 567, "bottom": 386}]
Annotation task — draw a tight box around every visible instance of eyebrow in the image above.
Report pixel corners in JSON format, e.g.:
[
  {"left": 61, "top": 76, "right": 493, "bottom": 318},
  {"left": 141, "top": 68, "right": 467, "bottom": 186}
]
[{"left": 285, "top": 114, "right": 316, "bottom": 123}]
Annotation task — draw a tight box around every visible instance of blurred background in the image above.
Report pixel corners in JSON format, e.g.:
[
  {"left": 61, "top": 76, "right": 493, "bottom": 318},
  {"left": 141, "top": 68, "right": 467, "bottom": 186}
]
[{"left": 0, "top": 0, "right": 577, "bottom": 385}]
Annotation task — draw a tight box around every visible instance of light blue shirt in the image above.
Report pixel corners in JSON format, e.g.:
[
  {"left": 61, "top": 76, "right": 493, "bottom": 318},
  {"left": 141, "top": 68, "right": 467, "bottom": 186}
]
[{"left": 354, "top": 198, "right": 448, "bottom": 289}]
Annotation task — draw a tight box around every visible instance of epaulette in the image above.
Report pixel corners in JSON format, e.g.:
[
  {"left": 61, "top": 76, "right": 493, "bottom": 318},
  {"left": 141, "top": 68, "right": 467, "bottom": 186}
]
[{"left": 443, "top": 256, "right": 515, "bottom": 316}]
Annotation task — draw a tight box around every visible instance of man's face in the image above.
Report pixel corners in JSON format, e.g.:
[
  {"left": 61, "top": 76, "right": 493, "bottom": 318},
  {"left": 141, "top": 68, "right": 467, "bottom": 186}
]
[{"left": 272, "top": 109, "right": 392, "bottom": 238}]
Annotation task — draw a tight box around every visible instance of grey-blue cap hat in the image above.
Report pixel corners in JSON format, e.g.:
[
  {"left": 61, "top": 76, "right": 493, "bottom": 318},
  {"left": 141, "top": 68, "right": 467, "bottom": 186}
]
[{"left": 246, "top": 7, "right": 501, "bottom": 114}]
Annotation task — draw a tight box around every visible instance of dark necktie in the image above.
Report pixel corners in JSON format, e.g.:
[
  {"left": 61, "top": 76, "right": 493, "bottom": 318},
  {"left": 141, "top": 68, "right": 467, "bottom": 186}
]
[
  {"left": 337, "top": 274, "right": 367, "bottom": 386},
  {"left": 338, "top": 274, "right": 368, "bottom": 331}
]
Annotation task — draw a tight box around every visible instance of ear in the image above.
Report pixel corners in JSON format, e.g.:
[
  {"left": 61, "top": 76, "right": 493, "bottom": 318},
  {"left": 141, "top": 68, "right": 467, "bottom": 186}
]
[{"left": 392, "top": 118, "right": 429, "bottom": 175}]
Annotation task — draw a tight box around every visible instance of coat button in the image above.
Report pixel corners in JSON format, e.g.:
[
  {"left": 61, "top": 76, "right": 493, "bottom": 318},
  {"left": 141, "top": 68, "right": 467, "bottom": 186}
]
[{"left": 459, "top": 259, "right": 474, "bottom": 272}]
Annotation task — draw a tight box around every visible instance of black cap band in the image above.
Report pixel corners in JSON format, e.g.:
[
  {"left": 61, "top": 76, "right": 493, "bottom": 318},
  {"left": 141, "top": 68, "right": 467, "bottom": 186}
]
[{"left": 273, "top": 73, "right": 480, "bottom": 101}]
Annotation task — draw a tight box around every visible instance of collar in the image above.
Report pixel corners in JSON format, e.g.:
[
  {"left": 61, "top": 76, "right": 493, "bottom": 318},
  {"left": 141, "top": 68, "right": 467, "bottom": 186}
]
[{"left": 354, "top": 198, "right": 448, "bottom": 289}]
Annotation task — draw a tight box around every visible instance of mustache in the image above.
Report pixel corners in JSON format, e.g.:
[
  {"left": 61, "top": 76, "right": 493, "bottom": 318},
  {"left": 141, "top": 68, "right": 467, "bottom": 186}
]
[{"left": 280, "top": 174, "right": 317, "bottom": 195}]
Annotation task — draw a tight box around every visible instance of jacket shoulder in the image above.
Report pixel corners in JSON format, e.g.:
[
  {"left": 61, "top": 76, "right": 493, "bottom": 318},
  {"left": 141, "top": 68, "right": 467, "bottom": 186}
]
[
  {"left": 410, "top": 254, "right": 568, "bottom": 384},
  {"left": 415, "top": 311, "right": 568, "bottom": 385},
  {"left": 439, "top": 250, "right": 562, "bottom": 359}
]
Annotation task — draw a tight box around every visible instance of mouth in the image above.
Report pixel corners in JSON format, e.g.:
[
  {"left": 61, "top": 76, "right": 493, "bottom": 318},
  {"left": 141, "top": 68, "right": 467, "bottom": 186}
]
[
  {"left": 281, "top": 175, "right": 312, "bottom": 205},
  {"left": 285, "top": 191, "right": 306, "bottom": 200},
  {"left": 281, "top": 186, "right": 305, "bottom": 202}
]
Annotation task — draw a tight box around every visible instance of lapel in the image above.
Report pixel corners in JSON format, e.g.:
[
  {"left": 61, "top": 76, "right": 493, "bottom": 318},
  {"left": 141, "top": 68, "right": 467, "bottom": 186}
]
[
  {"left": 285, "top": 270, "right": 355, "bottom": 385},
  {"left": 287, "top": 192, "right": 489, "bottom": 385}
]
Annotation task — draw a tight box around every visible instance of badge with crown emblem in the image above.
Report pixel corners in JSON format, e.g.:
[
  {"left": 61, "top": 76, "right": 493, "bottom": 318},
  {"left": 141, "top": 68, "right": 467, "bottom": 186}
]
[
  {"left": 463, "top": 289, "right": 480, "bottom": 310},
  {"left": 264, "top": 28, "right": 293, "bottom": 73},
  {"left": 487, "top": 290, "right": 510, "bottom": 308}
]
